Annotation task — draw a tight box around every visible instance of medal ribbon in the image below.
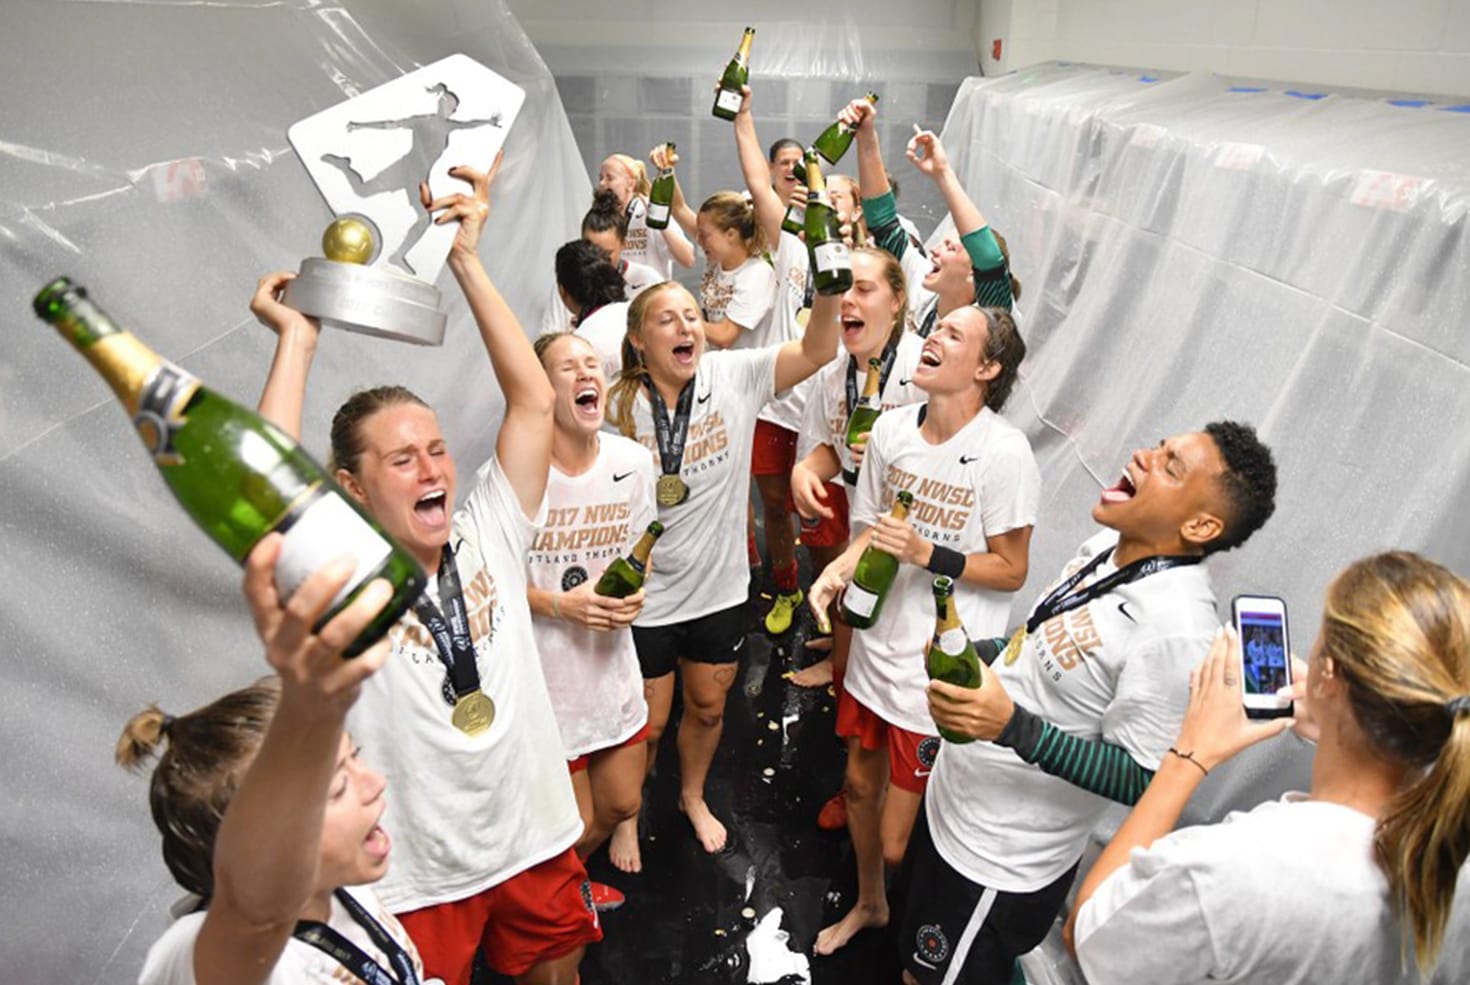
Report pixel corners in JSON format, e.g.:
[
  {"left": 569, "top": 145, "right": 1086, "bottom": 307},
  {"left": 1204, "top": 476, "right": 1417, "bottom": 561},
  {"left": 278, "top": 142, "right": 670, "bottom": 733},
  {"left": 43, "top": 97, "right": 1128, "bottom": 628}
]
[
  {"left": 293, "top": 889, "right": 420, "bottom": 985},
  {"left": 918, "top": 301, "right": 939, "bottom": 339},
  {"left": 647, "top": 379, "right": 695, "bottom": 483},
  {"left": 411, "top": 543, "right": 481, "bottom": 702},
  {"left": 844, "top": 334, "right": 900, "bottom": 422},
  {"left": 1025, "top": 546, "right": 1203, "bottom": 634}
]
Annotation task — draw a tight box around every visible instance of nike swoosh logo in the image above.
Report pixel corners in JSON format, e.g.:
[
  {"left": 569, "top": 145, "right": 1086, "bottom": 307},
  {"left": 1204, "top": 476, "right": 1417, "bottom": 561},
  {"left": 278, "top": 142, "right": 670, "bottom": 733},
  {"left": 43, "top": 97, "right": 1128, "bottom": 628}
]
[
  {"left": 898, "top": 378, "right": 913, "bottom": 387},
  {"left": 733, "top": 637, "right": 746, "bottom": 651},
  {"left": 1118, "top": 600, "right": 1136, "bottom": 622},
  {"left": 959, "top": 455, "right": 979, "bottom": 465},
  {"left": 697, "top": 391, "right": 712, "bottom": 404},
  {"left": 913, "top": 768, "right": 932, "bottom": 778},
  {"left": 612, "top": 471, "right": 634, "bottom": 482}
]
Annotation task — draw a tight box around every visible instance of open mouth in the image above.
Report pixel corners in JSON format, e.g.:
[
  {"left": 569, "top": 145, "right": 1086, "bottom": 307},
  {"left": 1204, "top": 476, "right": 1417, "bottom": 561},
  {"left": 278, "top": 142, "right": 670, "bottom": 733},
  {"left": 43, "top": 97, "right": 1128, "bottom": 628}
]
[
  {"left": 414, "top": 490, "right": 448, "bottom": 527},
  {"left": 364, "top": 822, "right": 390, "bottom": 860},
  {"left": 672, "top": 341, "right": 696, "bottom": 365},
  {"left": 573, "top": 385, "right": 602, "bottom": 418},
  {"left": 919, "top": 345, "right": 942, "bottom": 368},
  {"left": 840, "top": 314, "right": 865, "bottom": 339},
  {"left": 1100, "top": 471, "right": 1137, "bottom": 505}
]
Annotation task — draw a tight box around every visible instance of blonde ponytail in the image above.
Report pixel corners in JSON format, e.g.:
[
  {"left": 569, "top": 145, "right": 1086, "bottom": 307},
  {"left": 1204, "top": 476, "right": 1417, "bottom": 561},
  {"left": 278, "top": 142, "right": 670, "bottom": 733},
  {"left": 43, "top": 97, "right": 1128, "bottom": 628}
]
[
  {"left": 1323, "top": 551, "right": 1470, "bottom": 971},
  {"left": 611, "top": 154, "right": 651, "bottom": 200}
]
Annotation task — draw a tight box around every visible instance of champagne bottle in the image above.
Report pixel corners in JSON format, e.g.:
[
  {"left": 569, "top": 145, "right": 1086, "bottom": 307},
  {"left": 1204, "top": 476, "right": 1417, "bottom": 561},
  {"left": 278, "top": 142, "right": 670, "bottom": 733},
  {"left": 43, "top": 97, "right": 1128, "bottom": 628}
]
[
  {"left": 840, "top": 491, "right": 913, "bottom": 629},
  {"left": 925, "top": 575, "right": 982, "bottom": 744},
  {"left": 803, "top": 152, "right": 853, "bottom": 296},
  {"left": 646, "top": 144, "right": 676, "bottom": 230},
  {"left": 844, "top": 357, "right": 883, "bottom": 452},
  {"left": 780, "top": 194, "right": 806, "bottom": 237},
  {"left": 594, "top": 521, "right": 664, "bottom": 598},
  {"left": 33, "top": 277, "right": 427, "bottom": 657},
  {"left": 712, "top": 27, "right": 755, "bottom": 121},
  {"left": 791, "top": 92, "right": 881, "bottom": 185},
  {"left": 812, "top": 92, "right": 879, "bottom": 165}
]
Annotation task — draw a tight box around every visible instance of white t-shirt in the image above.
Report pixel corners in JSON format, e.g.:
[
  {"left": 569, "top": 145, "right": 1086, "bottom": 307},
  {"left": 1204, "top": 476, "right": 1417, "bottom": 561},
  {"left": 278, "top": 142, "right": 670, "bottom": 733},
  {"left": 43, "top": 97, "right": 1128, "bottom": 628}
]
[
  {"left": 700, "top": 254, "right": 777, "bottom": 344},
  {"left": 623, "top": 196, "right": 687, "bottom": 280},
  {"left": 926, "top": 530, "right": 1220, "bottom": 892},
  {"left": 538, "top": 260, "right": 661, "bottom": 338},
  {"left": 795, "top": 330, "right": 927, "bottom": 471},
  {"left": 138, "top": 886, "right": 423, "bottom": 985},
  {"left": 844, "top": 403, "right": 1040, "bottom": 734},
  {"left": 348, "top": 457, "right": 581, "bottom": 912},
  {"left": 529, "top": 435, "right": 656, "bottom": 757},
  {"left": 624, "top": 348, "right": 779, "bottom": 626},
  {"left": 758, "top": 232, "right": 814, "bottom": 433},
  {"left": 1075, "top": 794, "right": 1467, "bottom": 985}
]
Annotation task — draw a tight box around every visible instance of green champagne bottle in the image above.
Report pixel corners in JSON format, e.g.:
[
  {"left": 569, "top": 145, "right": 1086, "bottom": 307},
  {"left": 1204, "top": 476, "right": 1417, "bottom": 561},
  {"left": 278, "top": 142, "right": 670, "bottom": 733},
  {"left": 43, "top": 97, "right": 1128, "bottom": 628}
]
[
  {"left": 712, "top": 27, "right": 755, "bottom": 121},
  {"left": 812, "top": 92, "right": 879, "bottom": 165},
  {"left": 840, "top": 490, "right": 913, "bottom": 630},
  {"left": 593, "top": 521, "right": 664, "bottom": 598},
  {"left": 646, "top": 144, "right": 676, "bottom": 230},
  {"left": 844, "top": 357, "right": 883, "bottom": 453},
  {"left": 925, "top": 575, "right": 982, "bottom": 744},
  {"left": 803, "top": 152, "right": 853, "bottom": 296},
  {"left": 780, "top": 194, "right": 806, "bottom": 237},
  {"left": 33, "top": 277, "right": 427, "bottom": 657}
]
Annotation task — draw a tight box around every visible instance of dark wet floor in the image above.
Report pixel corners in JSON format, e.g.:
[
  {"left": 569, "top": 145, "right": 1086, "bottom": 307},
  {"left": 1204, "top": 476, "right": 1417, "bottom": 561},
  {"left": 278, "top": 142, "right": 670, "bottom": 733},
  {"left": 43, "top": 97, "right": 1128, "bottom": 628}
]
[{"left": 479, "top": 549, "right": 912, "bottom": 985}]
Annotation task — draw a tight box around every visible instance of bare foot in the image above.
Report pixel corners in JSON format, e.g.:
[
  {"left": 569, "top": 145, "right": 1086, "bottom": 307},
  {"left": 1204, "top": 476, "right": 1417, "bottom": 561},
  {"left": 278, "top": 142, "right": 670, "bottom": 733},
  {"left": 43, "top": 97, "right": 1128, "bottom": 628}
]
[
  {"left": 791, "top": 657, "right": 834, "bottom": 688},
  {"left": 609, "top": 817, "right": 642, "bottom": 874},
  {"left": 814, "top": 901, "right": 889, "bottom": 956},
  {"left": 679, "top": 793, "right": 728, "bottom": 853}
]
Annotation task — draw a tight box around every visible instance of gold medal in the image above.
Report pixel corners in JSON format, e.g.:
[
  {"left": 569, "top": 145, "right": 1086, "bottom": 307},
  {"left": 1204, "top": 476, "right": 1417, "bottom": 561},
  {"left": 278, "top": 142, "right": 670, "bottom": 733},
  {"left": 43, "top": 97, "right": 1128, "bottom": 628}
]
[
  {"left": 1001, "top": 626, "right": 1028, "bottom": 666},
  {"left": 451, "top": 689, "right": 495, "bottom": 736},
  {"left": 656, "top": 474, "right": 689, "bottom": 507}
]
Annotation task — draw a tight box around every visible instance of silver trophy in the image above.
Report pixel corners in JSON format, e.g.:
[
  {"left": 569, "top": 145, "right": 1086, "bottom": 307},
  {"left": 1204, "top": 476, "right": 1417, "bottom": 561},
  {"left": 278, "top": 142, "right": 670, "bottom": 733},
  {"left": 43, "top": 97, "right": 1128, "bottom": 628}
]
[{"left": 284, "top": 55, "right": 525, "bottom": 345}]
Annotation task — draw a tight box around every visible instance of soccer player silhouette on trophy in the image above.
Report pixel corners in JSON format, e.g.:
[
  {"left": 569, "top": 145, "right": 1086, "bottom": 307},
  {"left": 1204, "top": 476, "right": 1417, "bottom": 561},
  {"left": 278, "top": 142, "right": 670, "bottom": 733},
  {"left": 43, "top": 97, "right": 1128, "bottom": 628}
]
[{"left": 319, "top": 82, "right": 504, "bottom": 275}]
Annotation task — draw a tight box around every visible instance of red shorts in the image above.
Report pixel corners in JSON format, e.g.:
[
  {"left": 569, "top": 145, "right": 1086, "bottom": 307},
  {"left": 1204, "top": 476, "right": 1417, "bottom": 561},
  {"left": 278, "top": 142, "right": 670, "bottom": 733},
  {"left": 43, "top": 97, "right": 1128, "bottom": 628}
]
[
  {"left": 752, "top": 419, "right": 798, "bottom": 476},
  {"left": 395, "top": 847, "right": 602, "bottom": 983},
  {"left": 836, "top": 690, "right": 941, "bottom": 794},
  {"left": 567, "top": 720, "right": 651, "bottom": 774},
  {"left": 799, "top": 481, "right": 850, "bottom": 549}
]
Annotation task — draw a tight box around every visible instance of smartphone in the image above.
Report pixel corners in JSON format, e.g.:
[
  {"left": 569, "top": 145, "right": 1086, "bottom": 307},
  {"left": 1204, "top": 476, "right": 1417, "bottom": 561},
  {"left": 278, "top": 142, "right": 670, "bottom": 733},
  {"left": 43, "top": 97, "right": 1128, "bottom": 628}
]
[{"left": 1232, "top": 594, "right": 1293, "bottom": 718}]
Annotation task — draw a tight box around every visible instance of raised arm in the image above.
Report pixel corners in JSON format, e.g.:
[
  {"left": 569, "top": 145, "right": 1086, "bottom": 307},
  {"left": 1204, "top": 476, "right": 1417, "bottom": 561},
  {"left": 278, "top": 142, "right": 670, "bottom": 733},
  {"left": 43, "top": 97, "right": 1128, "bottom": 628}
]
[
  {"left": 843, "top": 98, "right": 887, "bottom": 201},
  {"left": 773, "top": 286, "right": 840, "bottom": 392},
  {"left": 732, "top": 86, "right": 786, "bottom": 247},
  {"left": 195, "top": 538, "right": 392, "bottom": 985},
  {"left": 251, "top": 272, "right": 322, "bottom": 442},
  {"left": 907, "top": 127, "right": 985, "bottom": 236},
  {"left": 427, "top": 158, "right": 555, "bottom": 518}
]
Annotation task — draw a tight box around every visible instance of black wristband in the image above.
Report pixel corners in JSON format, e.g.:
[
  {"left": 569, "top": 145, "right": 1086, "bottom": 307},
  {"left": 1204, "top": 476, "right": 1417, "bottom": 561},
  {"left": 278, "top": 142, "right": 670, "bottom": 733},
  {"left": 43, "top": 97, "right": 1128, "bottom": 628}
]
[
  {"left": 995, "top": 701, "right": 1045, "bottom": 759},
  {"left": 974, "top": 636, "right": 1004, "bottom": 666},
  {"left": 926, "top": 544, "right": 966, "bottom": 579}
]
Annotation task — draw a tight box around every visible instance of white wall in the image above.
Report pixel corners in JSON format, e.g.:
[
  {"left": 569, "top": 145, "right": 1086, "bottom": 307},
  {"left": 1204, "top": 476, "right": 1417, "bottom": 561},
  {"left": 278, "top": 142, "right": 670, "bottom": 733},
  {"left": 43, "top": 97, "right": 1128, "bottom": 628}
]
[
  {"left": 506, "top": 0, "right": 981, "bottom": 79},
  {"left": 981, "top": 0, "right": 1470, "bottom": 96}
]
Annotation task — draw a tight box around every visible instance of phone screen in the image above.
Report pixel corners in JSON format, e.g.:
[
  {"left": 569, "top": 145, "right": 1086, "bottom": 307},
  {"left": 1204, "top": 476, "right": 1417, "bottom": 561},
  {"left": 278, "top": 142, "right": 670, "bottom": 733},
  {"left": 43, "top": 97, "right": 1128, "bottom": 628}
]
[{"left": 1238, "top": 609, "right": 1289, "bottom": 696}]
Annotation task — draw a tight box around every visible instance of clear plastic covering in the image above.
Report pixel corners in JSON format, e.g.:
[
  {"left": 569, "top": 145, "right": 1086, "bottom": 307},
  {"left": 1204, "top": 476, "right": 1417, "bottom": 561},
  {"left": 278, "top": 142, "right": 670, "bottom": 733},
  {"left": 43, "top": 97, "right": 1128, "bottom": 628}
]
[
  {"left": 944, "top": 62, "right": 1470, "bottom": 983},
  {"left": 1, "top": 1, "right": 588, "bottom": 979}
]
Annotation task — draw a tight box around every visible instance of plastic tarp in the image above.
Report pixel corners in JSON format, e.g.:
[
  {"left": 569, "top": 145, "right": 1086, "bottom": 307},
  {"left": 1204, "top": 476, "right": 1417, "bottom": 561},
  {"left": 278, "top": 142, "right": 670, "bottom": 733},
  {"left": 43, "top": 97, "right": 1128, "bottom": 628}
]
[
  {"left": 0, "top": 2, "right": 588, "bottom": 980},
  {"left": 938, "top": 63, "right": 1469, "bottom": 984}
]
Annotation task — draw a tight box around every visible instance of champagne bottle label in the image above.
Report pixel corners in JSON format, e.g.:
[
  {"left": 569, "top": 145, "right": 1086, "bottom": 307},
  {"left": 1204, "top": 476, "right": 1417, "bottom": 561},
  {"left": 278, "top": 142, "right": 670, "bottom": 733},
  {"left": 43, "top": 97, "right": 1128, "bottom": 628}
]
[
  {"left": 844, "top": 583, "right": 880, "bottom": 618},
  {"left": 625, "top": 555, "right": 647, "bottom": 576},
  {"left": 134, "top": 362, "right": 200, "bottom": 466},
  {"left": 646, "top": 202, "right": 671, "bottom": 225},
  {"left": 938, "top": 628, "right": 967, "bottom": 654},
  {"left": 715, "top": 88, "right": 743, "bottom": 114},
  {"left": 273, "top": 487, "right": 393, "bottom": 610},
  {"left": 813, "top": 241, "right": 850, "bottom": 274},
  {"left": 786, "top": 204, "right": 806, "bottom": 226}
]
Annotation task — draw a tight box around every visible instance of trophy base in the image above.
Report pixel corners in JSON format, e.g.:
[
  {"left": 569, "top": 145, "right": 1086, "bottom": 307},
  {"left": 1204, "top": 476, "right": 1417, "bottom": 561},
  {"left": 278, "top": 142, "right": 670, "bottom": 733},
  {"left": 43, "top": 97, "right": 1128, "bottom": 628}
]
[{"left": 284, "top": 257, "right": 447, "bottom": 346}]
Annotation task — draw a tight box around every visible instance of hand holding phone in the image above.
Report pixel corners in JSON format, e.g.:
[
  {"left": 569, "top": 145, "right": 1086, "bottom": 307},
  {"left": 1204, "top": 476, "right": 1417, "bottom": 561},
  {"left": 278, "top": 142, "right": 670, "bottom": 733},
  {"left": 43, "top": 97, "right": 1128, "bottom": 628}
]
[{"left": 1232, "top": 594, "right": 1293, "bottom": 718}]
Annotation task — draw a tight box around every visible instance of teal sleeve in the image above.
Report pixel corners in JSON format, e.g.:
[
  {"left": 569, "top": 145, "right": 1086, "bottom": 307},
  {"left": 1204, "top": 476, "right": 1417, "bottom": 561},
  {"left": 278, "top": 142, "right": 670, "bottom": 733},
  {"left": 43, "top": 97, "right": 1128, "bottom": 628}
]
[
  {"left": 995, "top": 703, "right": 1156, "bottom": 805},
  {"left": 860, "top": 190, "right": 908, "bottom": 259},
  {"left": 962, "top": 226, "right": 1015, "bottom": 311}
]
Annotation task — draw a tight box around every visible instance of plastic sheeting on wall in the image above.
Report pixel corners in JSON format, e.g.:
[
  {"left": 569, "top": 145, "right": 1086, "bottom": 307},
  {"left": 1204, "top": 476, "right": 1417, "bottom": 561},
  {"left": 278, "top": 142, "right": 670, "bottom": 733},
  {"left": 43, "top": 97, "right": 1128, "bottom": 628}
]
[
  {"left": 940, "top": 63, "right": 1469, "bottom": 985},
  {"left": 0, "top": 2, "right": 588, "bottom": 981}
]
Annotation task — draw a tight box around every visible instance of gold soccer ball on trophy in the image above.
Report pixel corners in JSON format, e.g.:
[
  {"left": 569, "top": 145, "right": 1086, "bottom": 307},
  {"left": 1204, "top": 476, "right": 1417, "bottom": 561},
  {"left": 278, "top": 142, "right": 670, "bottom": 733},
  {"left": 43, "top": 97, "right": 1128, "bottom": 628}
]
[{"left": 322, "top": 214, "right": 380, "bottom": 265}]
